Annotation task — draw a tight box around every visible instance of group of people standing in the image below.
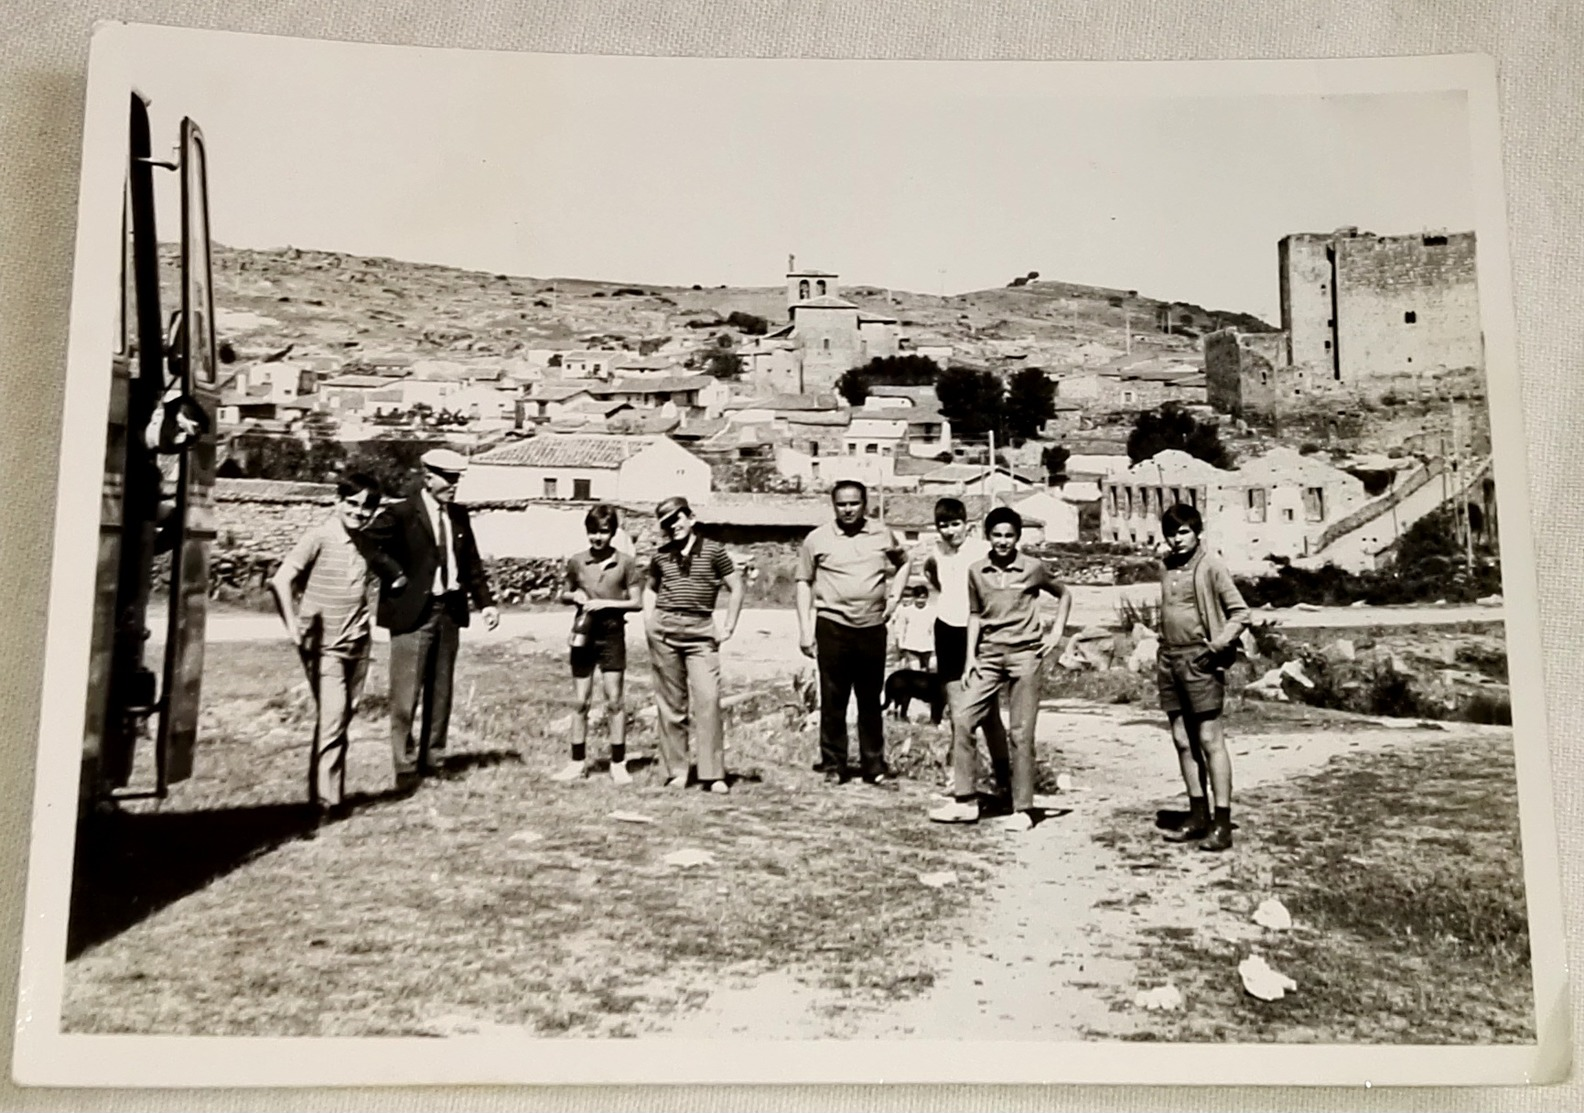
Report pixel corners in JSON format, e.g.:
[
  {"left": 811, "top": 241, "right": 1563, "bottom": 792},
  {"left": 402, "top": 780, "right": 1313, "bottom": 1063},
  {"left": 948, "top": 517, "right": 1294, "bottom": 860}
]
[{"left": 269, "top": 454, "right": 1249, "bottom": 851}]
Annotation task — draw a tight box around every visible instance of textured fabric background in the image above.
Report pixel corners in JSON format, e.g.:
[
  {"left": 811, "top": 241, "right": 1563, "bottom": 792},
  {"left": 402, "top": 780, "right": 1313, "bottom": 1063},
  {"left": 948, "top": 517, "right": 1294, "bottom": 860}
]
[{"left": 1, "top": 1, "right": 1581, "bottom": 1109}]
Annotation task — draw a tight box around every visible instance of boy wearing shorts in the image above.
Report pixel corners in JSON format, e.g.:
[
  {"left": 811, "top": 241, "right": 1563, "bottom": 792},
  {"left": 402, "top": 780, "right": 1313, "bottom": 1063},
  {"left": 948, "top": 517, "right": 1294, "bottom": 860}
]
[
  {"left": 554, "top": 504, "right": 644, "bottom": 785},
  {"left": 1156, "top": 502, "right": 1251, "bottom": 852}
]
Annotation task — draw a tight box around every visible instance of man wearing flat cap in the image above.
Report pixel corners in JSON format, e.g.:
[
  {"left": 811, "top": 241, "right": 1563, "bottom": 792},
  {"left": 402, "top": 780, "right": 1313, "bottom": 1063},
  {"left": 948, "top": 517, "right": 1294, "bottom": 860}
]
[
  {"left": 373, "top": 447, "right": 499, "bottom": 790},
  {"left": 645, "top": 496, "right": 744, "bottom": 794}
]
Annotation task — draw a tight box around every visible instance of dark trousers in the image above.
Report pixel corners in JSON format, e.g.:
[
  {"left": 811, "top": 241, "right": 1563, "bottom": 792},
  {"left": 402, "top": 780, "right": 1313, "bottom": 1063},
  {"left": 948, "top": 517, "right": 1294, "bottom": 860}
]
[
  {"left": 816, "top": 616, "right": 887, "bottom": 778},
  {"left": 389, "top": 594, "right": 462, "bottom": 775}
]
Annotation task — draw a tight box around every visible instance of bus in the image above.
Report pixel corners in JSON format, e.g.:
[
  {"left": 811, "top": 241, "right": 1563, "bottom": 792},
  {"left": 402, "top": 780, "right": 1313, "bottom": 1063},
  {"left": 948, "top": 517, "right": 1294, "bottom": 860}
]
[{"left": 81, "top": 91, "right": 219, "bottom": 814}]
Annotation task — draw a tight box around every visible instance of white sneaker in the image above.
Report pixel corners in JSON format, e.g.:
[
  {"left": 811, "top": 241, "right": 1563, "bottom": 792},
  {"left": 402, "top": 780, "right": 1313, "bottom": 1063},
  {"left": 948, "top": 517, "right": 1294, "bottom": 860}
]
[
  {"left": 609, "top": 761, "right": 632, "bottom": 786},
  {"left": 664, "top": 775, "right": 688, "bottom": 790},
  {"left": 707, "top": 780, "right": 730, "bottom": 795},
  {"left": 995, "top": 810, "right": 1034, "bottom": 832},
  {"left": 550, "top": 760, "right": 587, "bottom": 783},
  {"left": 928, "top": 801, "right": 979, "bottom": 824}
]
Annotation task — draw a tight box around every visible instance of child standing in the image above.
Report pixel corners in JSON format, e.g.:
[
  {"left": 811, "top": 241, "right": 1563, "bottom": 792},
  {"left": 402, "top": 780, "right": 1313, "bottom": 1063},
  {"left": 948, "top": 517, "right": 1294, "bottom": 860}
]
[
  {"left": 892, "top": 585, "right": 938, "bottom": 671},
  {"left": 929, "top": 507, "right": 1071, "bottom": 832},
  {"left": 1155, "top": 503, "right": 1251, "bottom": 852},
  {"left": 269, "top": 472, "right": 404, "bottom": 813},
  {"left": 554, "top": 504, "right": 645, "bottom": 785}
]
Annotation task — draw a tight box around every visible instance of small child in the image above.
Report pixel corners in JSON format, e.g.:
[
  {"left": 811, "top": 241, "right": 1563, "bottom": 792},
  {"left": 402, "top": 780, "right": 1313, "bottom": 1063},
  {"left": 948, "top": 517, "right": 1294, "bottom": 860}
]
[
  {"left": 892, "top": 584, "right": 938, "bottom": 671},
  {"left": 269, "top": 472, "right": 405, "bottom": 813},
  {"left": 554, "top": 504, "right": 644, "bottom": 784}
]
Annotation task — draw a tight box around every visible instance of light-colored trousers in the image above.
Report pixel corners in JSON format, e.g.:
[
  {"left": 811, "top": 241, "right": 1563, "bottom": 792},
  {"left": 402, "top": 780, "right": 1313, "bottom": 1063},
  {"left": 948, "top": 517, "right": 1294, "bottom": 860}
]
[
  {"left": 955, "top": 645, "right": 1043, "bottom": 812},
  {"left": 306, "top": 648, "right": 369, "bottom": 809},
  {"left": 647, "top": 610, "right": 725, "bottom": 782}
]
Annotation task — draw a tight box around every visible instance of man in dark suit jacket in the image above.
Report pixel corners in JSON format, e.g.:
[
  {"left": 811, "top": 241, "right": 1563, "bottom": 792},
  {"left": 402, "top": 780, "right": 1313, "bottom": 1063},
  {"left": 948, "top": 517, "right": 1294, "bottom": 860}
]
[{"left": 374, "top": 448, "right": 499, "bottom": 789}]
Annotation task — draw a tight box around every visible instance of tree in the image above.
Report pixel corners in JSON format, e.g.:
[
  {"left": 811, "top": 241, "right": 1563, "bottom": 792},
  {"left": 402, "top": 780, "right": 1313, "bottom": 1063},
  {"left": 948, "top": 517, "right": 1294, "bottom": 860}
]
[
  {"left": 1041, "top": 444, "right": 1071, "bottom": 486},
  {"left": 837, "top": 353, "right": 941, "bottom": 407},
  {"left": 935, "top": 366, "right": 1005, "bottom": 442},
  {"left": 835, "top": 367, "right": 869, "bottom": 406},
  {"left": 1126, "top": 403, "right": 1234, "bottom": 469},
  {"left": 301, "top": 409, "right": 347, "bottom": 482},
  {"left": 699, "top": 347, "right": 743, "bottom": 380},
  {"left": 1004, "top": 367, "right": 1056, "bottom": 445},
  {"left": 725, "top": 311, "right": 770, "bottom": 336}
]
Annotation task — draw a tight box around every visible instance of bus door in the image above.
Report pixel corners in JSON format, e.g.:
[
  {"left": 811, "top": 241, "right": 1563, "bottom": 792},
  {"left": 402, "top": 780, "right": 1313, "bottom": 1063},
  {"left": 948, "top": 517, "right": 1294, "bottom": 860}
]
[{"left": 155, "top": 118, "right": 219, "bottom": 788}]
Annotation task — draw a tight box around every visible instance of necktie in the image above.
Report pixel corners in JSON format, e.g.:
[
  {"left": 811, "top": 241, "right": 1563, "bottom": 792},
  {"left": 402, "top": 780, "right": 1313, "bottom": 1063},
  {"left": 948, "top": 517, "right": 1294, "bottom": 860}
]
[{"left": 437, "top": 506, "right": 451, "bottom": 593}]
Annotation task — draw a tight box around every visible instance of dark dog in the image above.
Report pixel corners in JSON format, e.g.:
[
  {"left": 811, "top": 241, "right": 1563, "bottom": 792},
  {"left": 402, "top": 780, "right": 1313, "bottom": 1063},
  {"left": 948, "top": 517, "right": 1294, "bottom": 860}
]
[{"left": 883, "top": 669, "right": 945, "bottom": 724}]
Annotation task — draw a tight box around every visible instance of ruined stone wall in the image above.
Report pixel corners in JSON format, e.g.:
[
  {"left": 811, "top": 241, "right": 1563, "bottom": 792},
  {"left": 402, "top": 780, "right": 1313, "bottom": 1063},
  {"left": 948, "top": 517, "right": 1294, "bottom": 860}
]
[
  {"left": 1335, "top": 232, "right": 1481, "bottom": 382},
  {"left": 1204, "top": 329, "right": 1289, "bottom": 420},
  {"left": 1280, "top": 235, "right": 1334, "bottom": 376}
]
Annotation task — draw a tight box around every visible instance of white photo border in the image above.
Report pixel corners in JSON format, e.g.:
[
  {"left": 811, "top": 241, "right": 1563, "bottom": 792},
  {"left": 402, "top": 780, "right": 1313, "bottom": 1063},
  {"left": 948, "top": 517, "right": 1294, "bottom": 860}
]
[{"left": 12, "top": 22, "right": 1569, "bottom": 1088}]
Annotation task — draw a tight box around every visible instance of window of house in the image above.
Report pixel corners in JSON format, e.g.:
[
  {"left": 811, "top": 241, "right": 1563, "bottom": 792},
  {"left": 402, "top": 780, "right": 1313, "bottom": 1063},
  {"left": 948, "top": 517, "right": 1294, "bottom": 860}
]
[
  {"left": 816, "top": 279, "right": 827, "bottom": 296},
  {"left": 808, "top": 441, "right": 820, "bottom": 456},
  {"left": 1246, "top": 487, "right": 1267, "bottom": 523},
  {"left": 847, "top": 443, "right": 857, "bottom": 455},
  {"left": 1260, "top": 370, "right": 1269, "bottom": 385},
  {"left": 573, "top": 478, "right": 591, "bottom": 500},
  {"left": 1404, "top": 310, "right": 1417, "bottom": 324},
  {"left": 1122, "top": 390, "right": 1136, "bottom": 404},
  {"left": 822, "top": 338, "right": 830, "bottom": 351},
  {"left": 798, "top": 280, "right": 810, "bottom": 299},
  {"left": 865, "top": 443, "right": 878, "bottom": 455},
  {"left": 1324, "top": 340, "right": 1332, "bottom": 351},
  {"left": 1106, "top": 486, "right": 1117, "bottom": 516},
  {"left": 544, "top": 477, "right": 559, "bottom": 499},
  {"left": 1303, "top": 486, "right": 1325, "bottom": 521},
  {"left": 1169, "top": 486, "right": 1181, "bottom": 507},
  {"left": 1282, "top": 508, "right": 1295, "bottom": 522}
]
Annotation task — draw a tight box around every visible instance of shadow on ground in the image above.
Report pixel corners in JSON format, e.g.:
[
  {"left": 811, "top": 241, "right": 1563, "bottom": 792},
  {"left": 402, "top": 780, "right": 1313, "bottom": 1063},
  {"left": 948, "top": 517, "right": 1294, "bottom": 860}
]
[{"left": 68, "top": 803, "right": 321, "bottom": 959}]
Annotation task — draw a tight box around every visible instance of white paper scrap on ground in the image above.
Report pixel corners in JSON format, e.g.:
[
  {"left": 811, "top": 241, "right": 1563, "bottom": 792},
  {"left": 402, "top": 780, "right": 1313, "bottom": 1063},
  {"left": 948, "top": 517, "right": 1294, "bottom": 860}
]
[
  {"left": 1253, "top": 898, "right": 1293, "bottom": 931},
  {"left": 1133, "top": 984, "right": 1184, "bottom": 1011},
  {"left": 918, "top": 870, "right": 959, "bottom": 888},
  {"left": 609, "top": 810, "right": 656, "bottom": 824},
  {"left": 663, "top": 848, "right": 715, "bottom": 868},
  {"left": 1239, "top": 954, "right": 1298, "bottom": 1001}
]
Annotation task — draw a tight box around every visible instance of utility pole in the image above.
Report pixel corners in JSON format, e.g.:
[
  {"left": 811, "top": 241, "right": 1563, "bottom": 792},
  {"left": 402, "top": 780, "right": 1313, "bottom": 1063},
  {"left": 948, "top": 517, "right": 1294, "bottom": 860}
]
[
  {"left": 1124, "top": 304, "right": 1132, "bottom": 356},
  {"left": 986, "top": 427, "right": 996, "bottom": 500},
  {"left": 1452, "top": 399, "right": 1475, "bottom": 575}
]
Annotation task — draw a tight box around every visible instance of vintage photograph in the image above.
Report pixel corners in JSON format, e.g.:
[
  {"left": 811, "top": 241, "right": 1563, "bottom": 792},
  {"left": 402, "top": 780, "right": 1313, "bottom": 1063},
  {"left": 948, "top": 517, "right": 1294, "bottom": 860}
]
[{"left": 14, "top": 24, "right": 1565, "bottom": 1086}]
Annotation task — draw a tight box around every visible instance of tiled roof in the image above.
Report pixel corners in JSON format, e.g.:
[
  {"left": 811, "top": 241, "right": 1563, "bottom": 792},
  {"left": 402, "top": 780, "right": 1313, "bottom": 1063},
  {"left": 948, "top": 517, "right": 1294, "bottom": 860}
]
[
  {"left": 791, "top": 295, "right": 859, "bottom": 311},
  {"left": 471, "top": 434, "right": 661, "bottom": 469},
  {"left": 724, "top": 393, "right": 842, "bottom": 412},
  {"left": 600, "top": 374, "right": 713, "bottom": 395},
  {"left": 322, "top": 374, "right": 388, "bottom": 389}
]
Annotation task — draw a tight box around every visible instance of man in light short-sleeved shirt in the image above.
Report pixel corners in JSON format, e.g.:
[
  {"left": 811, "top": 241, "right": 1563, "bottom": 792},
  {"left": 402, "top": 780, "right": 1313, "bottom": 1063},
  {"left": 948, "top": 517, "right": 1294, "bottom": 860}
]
[{"left": 794, "top": 480, "right": 908, "bottom": 785}]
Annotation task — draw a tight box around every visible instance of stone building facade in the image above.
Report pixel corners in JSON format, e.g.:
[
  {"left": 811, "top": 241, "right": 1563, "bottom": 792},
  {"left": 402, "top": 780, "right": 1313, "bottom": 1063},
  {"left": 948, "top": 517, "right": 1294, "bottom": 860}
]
[{"left": 1279, "top": 228, "right": 1482, "bottom": 386}]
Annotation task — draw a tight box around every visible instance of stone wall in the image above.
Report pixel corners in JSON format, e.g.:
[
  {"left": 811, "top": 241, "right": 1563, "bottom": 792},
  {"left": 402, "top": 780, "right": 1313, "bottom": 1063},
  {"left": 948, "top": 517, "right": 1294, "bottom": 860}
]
[{"left": 1280, "top": 230, "right": 1482, "bottom": 388}]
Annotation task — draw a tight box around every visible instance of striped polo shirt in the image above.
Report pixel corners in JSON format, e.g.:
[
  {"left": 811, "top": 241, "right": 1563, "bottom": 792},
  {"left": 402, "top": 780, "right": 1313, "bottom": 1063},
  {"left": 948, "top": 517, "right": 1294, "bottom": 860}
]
[
  {"left": 275, "top": 517, "right": 380, "bottom": 657},
  {"left": 648, "top": 536, "right": 734, "bottom": 616}
]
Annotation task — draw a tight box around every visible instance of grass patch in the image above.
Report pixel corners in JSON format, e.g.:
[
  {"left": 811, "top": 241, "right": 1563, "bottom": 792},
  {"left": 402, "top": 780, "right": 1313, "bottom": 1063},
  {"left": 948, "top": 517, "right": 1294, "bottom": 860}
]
[
  {"left": 65, "top": 640, "right": 1008, "bottom": 1037},
  {"left": 1099, "top": 730, "right": 1533, "bottom": 1043}
]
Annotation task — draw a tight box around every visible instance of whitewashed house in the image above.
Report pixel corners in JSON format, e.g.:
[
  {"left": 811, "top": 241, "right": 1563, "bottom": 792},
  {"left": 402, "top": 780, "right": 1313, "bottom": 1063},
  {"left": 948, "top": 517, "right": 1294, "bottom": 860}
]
[{"left": 459, "top": 434, "right": 711, "bottom": 506}]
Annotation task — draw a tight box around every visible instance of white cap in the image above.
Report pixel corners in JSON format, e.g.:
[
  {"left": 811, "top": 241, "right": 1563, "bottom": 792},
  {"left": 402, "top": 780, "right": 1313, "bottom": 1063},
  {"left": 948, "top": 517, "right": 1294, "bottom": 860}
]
[{"left": 421, "top": 447, "right": 469, "bottom": 474}]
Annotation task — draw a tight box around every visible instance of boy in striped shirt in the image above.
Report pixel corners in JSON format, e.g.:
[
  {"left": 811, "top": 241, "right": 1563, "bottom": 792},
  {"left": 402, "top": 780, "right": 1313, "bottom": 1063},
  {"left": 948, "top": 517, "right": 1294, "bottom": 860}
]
[{"left": 270, "top": 473, "right": 405, "bottom": 813}]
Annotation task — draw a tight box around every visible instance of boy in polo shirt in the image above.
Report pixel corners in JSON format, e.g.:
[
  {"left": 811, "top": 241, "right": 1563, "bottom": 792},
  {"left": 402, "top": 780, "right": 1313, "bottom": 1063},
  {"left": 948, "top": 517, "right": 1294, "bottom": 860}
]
[
  {"left": 1155, "top": 502, "right": 1251, "bottom": 852},
  {"left": 929, "top": 506, "right": 1072, "bottom": 832},
  {"left": 270, "top": 472, "right": 405, "bottom": 813},
  {"left": 554, "top": 504, "right": 644, "bottom": 785},
  {"left": 915, "top": 497, "right": 1011, "bottom": 802}
]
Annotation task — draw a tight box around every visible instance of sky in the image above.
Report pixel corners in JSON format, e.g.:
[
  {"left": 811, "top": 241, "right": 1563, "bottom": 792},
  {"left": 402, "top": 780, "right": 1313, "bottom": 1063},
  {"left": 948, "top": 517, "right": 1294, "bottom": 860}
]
[{"left": 118, "top": 29, "right": 1480, "bottom": 325}]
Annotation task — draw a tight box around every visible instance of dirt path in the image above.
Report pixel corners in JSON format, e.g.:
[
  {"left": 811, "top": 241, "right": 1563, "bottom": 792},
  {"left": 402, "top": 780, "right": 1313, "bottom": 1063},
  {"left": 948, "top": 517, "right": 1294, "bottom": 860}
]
[{"left": 656, "top": 703, "right": 1488, "bottom": 1038}]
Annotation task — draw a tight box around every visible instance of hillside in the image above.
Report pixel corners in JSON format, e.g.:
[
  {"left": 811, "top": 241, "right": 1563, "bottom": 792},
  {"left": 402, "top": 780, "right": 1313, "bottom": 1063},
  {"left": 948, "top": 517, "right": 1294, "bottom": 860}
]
[{"left": 166, "top": 244, "right": 1275, "bottom": 375}]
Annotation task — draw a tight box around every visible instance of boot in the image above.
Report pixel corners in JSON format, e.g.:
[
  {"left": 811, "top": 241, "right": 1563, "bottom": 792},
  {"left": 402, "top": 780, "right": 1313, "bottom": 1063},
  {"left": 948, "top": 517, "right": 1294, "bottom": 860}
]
[
  {"left": 1198, "top": 818, "right": 1234, "bottom": 852},
  {"left": 1164, "top": 796, "right": 1212, "bottom": 842}
]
